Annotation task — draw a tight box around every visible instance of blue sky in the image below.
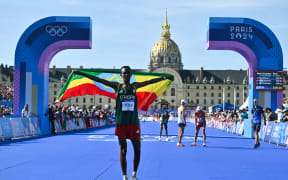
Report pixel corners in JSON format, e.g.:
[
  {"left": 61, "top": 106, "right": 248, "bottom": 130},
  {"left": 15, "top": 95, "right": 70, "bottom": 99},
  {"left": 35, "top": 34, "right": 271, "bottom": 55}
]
[{"left": 0, "top": 0, "right": 287, "bottom": 70}]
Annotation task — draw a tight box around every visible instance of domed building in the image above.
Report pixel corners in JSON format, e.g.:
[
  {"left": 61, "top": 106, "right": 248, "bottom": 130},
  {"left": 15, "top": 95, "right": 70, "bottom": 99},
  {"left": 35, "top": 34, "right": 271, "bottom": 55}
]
[{"left": 149, "top": 11, "right": 183, "bottom": 71}]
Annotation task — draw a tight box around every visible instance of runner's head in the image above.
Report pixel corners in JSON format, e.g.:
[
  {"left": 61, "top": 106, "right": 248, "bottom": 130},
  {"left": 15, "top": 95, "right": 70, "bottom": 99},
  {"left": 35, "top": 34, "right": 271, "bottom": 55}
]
[
  {"left": 120, "top": 66, "right": 132, "bottom": 83},
  {"left": 196, "top": 106, "right": 202, "bottom": 111},
  {"left": 181, "top": 99, "right": 186, "bottom": 106}
]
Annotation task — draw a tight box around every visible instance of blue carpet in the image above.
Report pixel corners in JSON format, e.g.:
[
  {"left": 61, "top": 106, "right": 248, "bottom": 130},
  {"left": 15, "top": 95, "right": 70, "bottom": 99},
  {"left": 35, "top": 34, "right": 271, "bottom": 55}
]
[{"left": 0, "top": 121, "right": 287, "bottom": 180}]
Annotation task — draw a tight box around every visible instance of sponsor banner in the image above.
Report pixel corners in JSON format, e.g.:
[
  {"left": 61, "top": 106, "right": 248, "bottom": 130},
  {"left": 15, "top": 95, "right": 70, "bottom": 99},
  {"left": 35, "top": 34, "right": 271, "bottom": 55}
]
[
  {"left": 232, "top": 122, "right": 238, "bottom": 134},
  {"left": 10, "top": 118, "right": 25, "bottom": 137},
  {"left": 21, "top": 118, "right": 32, "bottom": 136},
  {"left": 264, "top": 122, "right": 274, "bottom": 142},
  {"left": 259, "top": 123, "right": 267, "bottom": 141},
  {"left": 29, "top": 118, "right": 41, "bottom": 135},
  {"left": 0, "top": 125, "right": 3, "bottom": 140},
  {"left": 278, "top": 123, "right": 288, "bottom": 146},
  {"left": 236, "top": 121, "right": 241, "bottom": 134},
  {"left": 238, "top": 121, "right": 244, "bottom": 135},
  {"left": 0, "top": 118, "right": 14, "bottom": 139}
]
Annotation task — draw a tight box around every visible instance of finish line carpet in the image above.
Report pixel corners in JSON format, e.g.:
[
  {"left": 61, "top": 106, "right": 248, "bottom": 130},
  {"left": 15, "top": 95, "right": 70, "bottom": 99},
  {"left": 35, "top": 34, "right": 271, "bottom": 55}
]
[{"left": 0, "top": 121, "right": 287, "bottom": 180}]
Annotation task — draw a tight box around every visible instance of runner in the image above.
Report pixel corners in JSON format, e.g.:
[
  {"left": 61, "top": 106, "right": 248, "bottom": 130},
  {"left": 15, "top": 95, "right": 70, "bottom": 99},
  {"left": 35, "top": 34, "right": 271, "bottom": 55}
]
[
  {"left": 73, "top": 66, "right": 172, "bottom": 180},
  {"left": 159, "top": 111, "right": 169, "bottom": 141},
  {"left": 177, "top": 100, "right": 186, "bottom": 147},
  {"left": 251, "top": 98, "right": 266, "bottom": 148},
  {"left": 191, "top": 106, "right": 206, "bottom": 147}
]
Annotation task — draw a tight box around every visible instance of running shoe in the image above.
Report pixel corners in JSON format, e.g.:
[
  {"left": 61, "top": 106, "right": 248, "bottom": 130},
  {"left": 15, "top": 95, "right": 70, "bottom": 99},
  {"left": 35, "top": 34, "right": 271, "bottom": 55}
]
[
  {"left": 191, "top": 143, "right": 197, "bottom": 146},
  {"left": 177, "top": 143, "right": 185, "bottom": 147},
  {"left": 159, "top": 137, "right": 162, "bottom": 141},
  {"left": 254, "top": 143, "right": 260, "bottom": 149},
  {"left": 129, "top": 176, "right": 138, "bottom": 180},
  {"left": 202, "top": 143, "right": 206, "bottom": 147},
  {"left": 166, "top": 137, "right": 169, "bottom": 141},
  {"left": 123, "top": 176, "right": 128, "bottom": 180}
]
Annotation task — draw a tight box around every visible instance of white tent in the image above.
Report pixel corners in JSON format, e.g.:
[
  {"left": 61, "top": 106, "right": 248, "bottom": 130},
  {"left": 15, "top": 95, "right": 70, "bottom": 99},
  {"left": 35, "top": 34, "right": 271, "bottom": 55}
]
[{"left": 240, "top": 97, "right": 248, "bottom": 110}]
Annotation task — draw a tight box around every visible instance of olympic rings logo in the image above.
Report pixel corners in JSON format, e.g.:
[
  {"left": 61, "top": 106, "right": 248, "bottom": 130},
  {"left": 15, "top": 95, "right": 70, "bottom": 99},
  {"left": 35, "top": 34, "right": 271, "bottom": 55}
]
[{"left": 45, "top": 25, "right": 68, "bottom": 37}]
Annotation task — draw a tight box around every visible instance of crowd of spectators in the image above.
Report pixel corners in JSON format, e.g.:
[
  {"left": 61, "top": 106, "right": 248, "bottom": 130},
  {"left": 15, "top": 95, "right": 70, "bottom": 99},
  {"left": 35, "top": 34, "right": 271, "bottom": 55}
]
[
  {"left": 47, "top": 103, "right": 115, "bottom": 133},
  {"left": 0, "top": 85, "right": 13, "bottom": 102}
]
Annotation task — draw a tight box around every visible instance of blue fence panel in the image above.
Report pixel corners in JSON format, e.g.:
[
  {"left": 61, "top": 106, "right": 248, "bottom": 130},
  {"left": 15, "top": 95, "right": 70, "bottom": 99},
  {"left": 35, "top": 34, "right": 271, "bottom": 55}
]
[
  {"left": 278, "top": 123, "right": 288, "bottom": 146},
  {"left": 264, "top": 122, "right": 275, "bottom": 142},
  {"left": 10, "top": 117, "right": 25, "bottom": 137},
  {"left": 0, "top": 118, "right": 14, "bottom": 139}
]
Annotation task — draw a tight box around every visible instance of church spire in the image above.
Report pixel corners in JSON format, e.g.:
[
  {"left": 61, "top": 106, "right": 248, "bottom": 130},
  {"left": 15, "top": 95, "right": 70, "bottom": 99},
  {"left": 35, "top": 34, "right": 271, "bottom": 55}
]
[{"left": 161, "top": 9, "right": 171, "bottom": 39}]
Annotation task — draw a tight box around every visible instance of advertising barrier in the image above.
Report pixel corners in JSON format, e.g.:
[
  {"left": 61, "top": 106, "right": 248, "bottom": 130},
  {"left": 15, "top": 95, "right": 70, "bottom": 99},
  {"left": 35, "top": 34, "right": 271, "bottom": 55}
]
[{"left": 0, "top": 118, "right": 14, "bottom": 139}]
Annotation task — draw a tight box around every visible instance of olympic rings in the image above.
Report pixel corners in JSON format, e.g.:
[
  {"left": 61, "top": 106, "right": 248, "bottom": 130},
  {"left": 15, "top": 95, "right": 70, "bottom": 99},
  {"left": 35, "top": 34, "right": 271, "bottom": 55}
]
[{"left": 45, "top": 25, "right": 68, "bottom": 37}]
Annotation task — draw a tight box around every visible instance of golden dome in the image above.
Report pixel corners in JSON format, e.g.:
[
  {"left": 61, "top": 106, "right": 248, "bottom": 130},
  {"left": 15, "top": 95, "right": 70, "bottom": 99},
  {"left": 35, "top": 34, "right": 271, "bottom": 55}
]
[{"left": 149, "top": 10, "right": 183, "bottom": 70}]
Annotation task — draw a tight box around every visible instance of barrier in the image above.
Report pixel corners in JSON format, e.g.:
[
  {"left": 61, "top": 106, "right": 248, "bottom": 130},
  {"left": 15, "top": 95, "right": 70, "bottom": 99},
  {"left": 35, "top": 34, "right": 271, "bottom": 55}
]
[
  {"left": 207, "top": 117, "right": 288, "bottom": 147},
  {"left": 0, "top": 118, "right": 14, "bottom": 139}
]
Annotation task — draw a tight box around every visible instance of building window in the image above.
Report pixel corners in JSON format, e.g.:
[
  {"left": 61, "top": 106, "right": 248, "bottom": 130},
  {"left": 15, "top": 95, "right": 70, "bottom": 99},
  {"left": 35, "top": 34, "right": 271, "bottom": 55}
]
[
  {"left": 218, "top": 86, "right": 221, "bottom": 90},
  {"left": 218, "top": 99, "right": 221, "bottom": 104},
  {"left": 218, "top": 93, "right": 221, "bottom": 97},
  {"left": 204, "top": 99, "right": 206, "bottom": 104},
  {"left": 244, "top": 93, "right": 247, "bottom": 97},
  {"left": 211, "top": 99, "right": 214, "bottom": 105},
  {"left": 203, "top": 86, "right": 207, "bottom": 89},
  {"left": 99, "top": 98, "right": 102, "bottom": 103},
  {"left": 236, "top": 100, "right": 239, "bottom": 105},
  {"left": 211, "top": 93, "right": 214, "bottom": 97},
  {"left": 171, "top": 100, "right": 175, "bottom": 103},
  {"left": 196, "top": 99, "right": 199, "bottom": 104},
  {"left": 90, "top": 98, "right": 93, "bottom": 103},
  {"left": 204, "top": 92, "right": 207, "bottom": 97},
  {"left": 228, "top": 93, "right": 230, "bottom": 97},
  {"left": 108, "top": 98, "right": 111, "bottom": 103},
  {"left": 211, "top": 86, "right": 214, "bottom": 90},
  {"left": 196, "top": 86, "right": 199, "bottom": 89},
  {"left": 83, "top": 98, "right": 86, "bottom": 103},
  {"left": 54, "top": 84, "right": 57, "bottom": 88},
  {"left": 237, "top": 93, "right": 239, "bottom": 98},
  {"left": 188, "top": 86, "right": 190, "bottom": 89},
  {"left": 196, "top": 92, "right": 199, "bottom": 96},
  {"left": 187, "top": 92, "right": 190, "bottom": 97},
  {"left": 228, "top": 86, "right": 230, "bottom": 90},
  {"left": 76, "top": 97, "right": 78, "bottom": 103},
  {"left": 68, "top": 99, "right": 71, "bottom": 103},
  {"left": 284, "top": 94, "right": 286, "bottom": 98},
  {"left": 244, "top": 87, "right": 247, "bottom": 90},
  {"left": 228, "top": 99, "right": 230, "bottom": 103},
  {"left": 171, "top": 88, "right": 175, "bottom": 96},
  {"left": 54, "top": 91, "right": 57, "bottom": 95},
  {"left": 236, "top": 86, "right": 239, "bottom": 90}
]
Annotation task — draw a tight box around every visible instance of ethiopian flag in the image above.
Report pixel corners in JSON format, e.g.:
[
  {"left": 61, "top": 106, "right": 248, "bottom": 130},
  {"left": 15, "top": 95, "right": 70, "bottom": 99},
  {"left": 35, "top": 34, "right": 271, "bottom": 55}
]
[{"left": 57, "top": 69, "right": 174, "bottom": 111}]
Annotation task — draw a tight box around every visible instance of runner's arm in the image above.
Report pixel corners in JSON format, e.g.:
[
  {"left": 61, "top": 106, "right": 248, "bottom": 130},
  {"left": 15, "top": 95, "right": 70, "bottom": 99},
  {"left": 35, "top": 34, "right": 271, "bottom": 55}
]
[
  {"left": 73, "top": 70, "right": 119, "bottom": 90},
  {"left": 133, "top": 75, "right": 173, "bottom": 89}
]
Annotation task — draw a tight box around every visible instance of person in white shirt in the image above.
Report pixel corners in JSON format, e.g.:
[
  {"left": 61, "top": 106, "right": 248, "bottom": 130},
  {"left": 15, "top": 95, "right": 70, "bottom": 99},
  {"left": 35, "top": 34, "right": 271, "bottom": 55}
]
[
  {"left": 21, "top": 104, "right": 38, "bottom": 118},
  {"left": 177, "top": 100, "right": 186, "bottom": 147}
]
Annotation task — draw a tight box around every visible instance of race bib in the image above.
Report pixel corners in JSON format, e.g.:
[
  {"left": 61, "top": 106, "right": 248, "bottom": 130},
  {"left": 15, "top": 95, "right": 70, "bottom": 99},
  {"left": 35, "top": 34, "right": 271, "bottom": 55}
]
[{"left": 122, "top": 100, "right": 134, "bottom": 111}]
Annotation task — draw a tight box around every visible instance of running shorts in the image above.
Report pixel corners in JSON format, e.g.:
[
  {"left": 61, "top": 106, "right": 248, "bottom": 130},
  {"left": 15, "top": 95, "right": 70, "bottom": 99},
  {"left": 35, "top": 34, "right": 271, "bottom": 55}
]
[{"left": 115, "top": 124, "right": 141, "bottom": 140}]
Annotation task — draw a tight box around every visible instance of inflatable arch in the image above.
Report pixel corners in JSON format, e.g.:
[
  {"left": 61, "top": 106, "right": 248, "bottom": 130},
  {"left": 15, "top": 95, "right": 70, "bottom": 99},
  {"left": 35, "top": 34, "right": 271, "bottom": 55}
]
[
  {"left": 207, "top": 17, "right": 283, "bottom": 137},
  {"left": 14, "top": 17, "right": 92, "bottom": 134}
]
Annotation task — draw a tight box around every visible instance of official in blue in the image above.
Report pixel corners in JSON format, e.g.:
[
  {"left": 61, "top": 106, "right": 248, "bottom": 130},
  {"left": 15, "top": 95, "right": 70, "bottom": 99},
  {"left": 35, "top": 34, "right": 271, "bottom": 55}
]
[{"left": 251, "top": 99, "right": 266, "bottom": 148}]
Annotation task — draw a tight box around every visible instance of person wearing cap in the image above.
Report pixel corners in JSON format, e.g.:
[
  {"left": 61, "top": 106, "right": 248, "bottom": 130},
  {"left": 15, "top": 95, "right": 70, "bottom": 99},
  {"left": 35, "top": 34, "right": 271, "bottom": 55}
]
[
  {"left": 192, "top": 106, "right": 206, "bottom": 147},
  {"left": 251, "top": 99, "right": 265, "bottom": 148},
  {"left": 177, "top": 99, "right": 187, "bottom": 147},
  {"left": 73, "top": 66, "right": 172, "bottom": 180}
]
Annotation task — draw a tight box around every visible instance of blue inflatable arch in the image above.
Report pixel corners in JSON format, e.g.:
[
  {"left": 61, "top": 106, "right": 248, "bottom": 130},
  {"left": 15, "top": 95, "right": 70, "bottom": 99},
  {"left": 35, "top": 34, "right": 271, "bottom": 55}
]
[{"left": 14, "top": 17, "right": 92, "bottom": 134}]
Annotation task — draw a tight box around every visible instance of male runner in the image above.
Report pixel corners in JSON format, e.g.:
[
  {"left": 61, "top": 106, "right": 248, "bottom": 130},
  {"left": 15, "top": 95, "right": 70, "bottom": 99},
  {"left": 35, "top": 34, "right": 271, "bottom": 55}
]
[
  {"left": 251, "top": 99, "right": 265, "bottom": 148},
  {"left": 191, "top": 106, "right": 206, "bottom": 147},
  {"left": 177, "top": 100, "right": 186, "bottom": 147},
  {"left": 159, "top": 111, "right": 169, "bottom": 141},
  {"left": 74, "top": 66, "right": 172, "bottom": 180}
]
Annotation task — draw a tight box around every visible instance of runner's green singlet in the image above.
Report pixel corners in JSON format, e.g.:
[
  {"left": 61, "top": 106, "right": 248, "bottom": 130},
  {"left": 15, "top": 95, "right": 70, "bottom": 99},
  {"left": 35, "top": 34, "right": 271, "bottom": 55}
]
[{"left": 115, "top": 84, "right": 139, "bottom": 125}]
